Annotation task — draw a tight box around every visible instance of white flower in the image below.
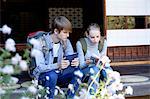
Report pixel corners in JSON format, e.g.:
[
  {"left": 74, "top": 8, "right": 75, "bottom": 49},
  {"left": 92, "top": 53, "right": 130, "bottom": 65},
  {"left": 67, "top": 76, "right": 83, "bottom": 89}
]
[
  {"left": 88, "top": 94, "right": 95, "bottom": 99},
  {"left": 101, "top": 56, "right": 111, "bottom": 64},
  {"left": 90, "top": 68, "right": 95, "bottom": 74},
  {"left": 79, "top": 88, "right": 88, "bottom": 99},
  {"left": 0, "top": 25, "right": 12, "bottom": 34},
  {"left": 5, "top": 38, "right": 15, "bottom": 45},
  {"left": 19, "top": 60, "right": 28, "bottom": 71},
  {"left": 55, "top": 86, "right": 65, "bottom": 95},
  {"left": 38, "top": 94, "right": 42, "bottom": 98},
  {"left": 44, "top": 95, "right": 49, "bottom": 99},
  {"left": 105, "top": 68, "right": 113, "bottom": 74},
  {"left": 38, "top": 85, "right": 44, "bottom": 90},
  {"left": 125, "top": 86, "right": 133, "bottom": 95},
  {"left": 110, "top": 94, "right": 125, "bottom": 99},
  {"left": 101, "top": 87, "right": 107, "bottom": 97},
  {"left": 116, "top": 83, "right": 123, "bottom": 91},
  {"left": 54, "top": 89, "right": 58, "bottom": 96},
  {"left": 29, "top": 38, "right": 41, "bottom": 50},
  {"left": 28, "top": 86, "right": 37, "bottom": 94},
  {"left": 77, "top": 78, "right": 82, "bottom": 84},
  {"left": 109, "top": 71, "right": 121, "bottom": 81},
  {"left": 68, "top": 84, "right": 74, "bottom": 93},
  {"left": 46, "top": 90, "right": 50, "bottom": 94},
  {"left": 55, "top": 70, "right": 60, "bottom": 73},
  {"left": 31, "top": 49, "right": 43, "bottom": 57},
  {"left": 46, "top": 87, "right": 50, "bottom": 90},
  {"left": 2, "top": 65, "right": 14, "bottom": 74},
  {"left": 32, "top": 80, "right": 38, "bottom": 86},
  {"left": 0, "top": 88, "right": 6, "bottom": 95},
  {"left": 5, "top": 38, "right": 16, "bottom": 52},
  {"left": 11, "top": 53, "right": 22, "bottom": 65},
  {"left": 11, "top": 77, "right": 19, "bottom": 84},
  {"left": 105, "top": 62, "right": 110, "bottom": 67},
  {"left": 107, "top": 83, "right": 117, "bottom": 95},
  {"left": 59, "top": 89, "right": 65, "bottom": 95},
  {"left": 0, "top": 67, "right": 2, "bottom": 72},
  {"left": 74, "top": 96, "right": 80, "bottom": 99},
  {"left": 21, "top": 96, "right": 30, "bottom": 99},
  {"left": 46, "top": 76, "right": 49, "bottom": 80},
  {"left": 116, "top": 94, "right": 125, "bottom": 99},
  {"left": 79, "top": 88, "right": 87, "bottom": 96},
  {"left": 74, "top": 70, "right": 83, "bottom": 78}
]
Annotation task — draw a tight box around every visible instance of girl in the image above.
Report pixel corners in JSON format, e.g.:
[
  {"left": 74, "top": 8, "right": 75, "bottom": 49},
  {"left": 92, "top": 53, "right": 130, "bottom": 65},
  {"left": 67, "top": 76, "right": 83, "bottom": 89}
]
[{"left": 76, "top": 23, "right": 107, "bottom": 95}]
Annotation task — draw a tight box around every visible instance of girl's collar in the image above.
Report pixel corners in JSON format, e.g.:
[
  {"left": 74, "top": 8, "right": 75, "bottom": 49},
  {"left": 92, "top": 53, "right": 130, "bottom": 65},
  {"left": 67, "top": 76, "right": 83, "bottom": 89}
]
[{"left": 86, "top": 37, "right": 98, "bottom": 46}]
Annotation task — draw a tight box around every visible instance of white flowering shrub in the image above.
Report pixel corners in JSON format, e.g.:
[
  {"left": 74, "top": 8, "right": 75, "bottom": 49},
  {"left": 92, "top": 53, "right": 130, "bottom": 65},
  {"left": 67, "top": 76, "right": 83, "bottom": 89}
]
[
  {"left": 0, "top": 25, "right": 48, "bottom": 99},
  {"left": 21, "top": 80, "right": 48, "bottom": 99},
  {"left": 0, "top": 25, "right": 30, "bottom": 86},
  {"left": 74, "top": 56, "right": 133, "bottom": 99}
]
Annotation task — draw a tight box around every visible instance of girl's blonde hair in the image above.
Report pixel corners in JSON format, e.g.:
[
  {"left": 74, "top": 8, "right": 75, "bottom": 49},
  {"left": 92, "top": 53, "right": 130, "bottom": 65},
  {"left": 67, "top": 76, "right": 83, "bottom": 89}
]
[{"left": 85, "top": 23, "right": 101, "bottom": 36}]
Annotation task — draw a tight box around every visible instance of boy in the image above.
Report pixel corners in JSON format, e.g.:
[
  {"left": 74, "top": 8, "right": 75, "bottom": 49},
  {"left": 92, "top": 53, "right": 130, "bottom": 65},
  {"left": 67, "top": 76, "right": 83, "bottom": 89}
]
[{"left": 31, "top": 16, "right": 81, "bottom": 98}]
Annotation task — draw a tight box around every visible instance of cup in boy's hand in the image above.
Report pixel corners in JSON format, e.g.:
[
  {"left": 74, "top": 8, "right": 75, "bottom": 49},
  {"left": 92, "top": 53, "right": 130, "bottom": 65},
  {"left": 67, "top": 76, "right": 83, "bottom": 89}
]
[{"left": 71, "top": 58, "right": 79, "bottom": 67}]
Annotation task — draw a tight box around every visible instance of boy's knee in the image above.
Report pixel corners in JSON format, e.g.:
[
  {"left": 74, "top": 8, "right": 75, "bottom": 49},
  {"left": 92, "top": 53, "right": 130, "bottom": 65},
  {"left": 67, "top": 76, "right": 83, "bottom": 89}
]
[{"left": 47, "top": 71, "right": 58, "bottom": 80}]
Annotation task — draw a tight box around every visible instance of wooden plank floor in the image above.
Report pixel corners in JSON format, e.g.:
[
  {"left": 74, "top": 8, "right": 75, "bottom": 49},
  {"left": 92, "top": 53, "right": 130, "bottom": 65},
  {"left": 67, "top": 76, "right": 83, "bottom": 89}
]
[{"left": 126, "top": 95, "right": 150, "bottom": 99}]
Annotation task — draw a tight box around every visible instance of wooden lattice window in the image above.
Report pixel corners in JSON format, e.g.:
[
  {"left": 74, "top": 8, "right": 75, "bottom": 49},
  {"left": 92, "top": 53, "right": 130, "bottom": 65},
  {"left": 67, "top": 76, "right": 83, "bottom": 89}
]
[{"left": 48, "top": 8, "right": 83, "bottom": 29}]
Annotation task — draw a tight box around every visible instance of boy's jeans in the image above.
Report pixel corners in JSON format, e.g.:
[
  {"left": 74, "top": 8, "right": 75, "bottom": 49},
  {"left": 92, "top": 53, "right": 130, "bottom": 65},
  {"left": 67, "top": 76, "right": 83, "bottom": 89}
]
[{"left": 38, "top": 66, "right": 80, "bottom": 99}]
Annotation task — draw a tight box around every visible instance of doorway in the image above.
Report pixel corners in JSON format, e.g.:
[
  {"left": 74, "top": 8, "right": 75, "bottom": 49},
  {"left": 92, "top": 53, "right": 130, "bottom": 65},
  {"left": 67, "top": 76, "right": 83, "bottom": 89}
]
[{"left": 0, "top": 0, "right": 105, "bottom": 46}]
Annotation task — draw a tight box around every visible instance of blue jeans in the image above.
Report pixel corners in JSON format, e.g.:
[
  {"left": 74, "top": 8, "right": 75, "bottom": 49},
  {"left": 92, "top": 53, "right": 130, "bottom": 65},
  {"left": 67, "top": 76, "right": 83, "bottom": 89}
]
[
  {"left": 81, "top": 66, "right": 100, "bottom": 94},
  {"left": 82, "top": 66, "right": 112, "bottom": 94},
  {"left": 38, "top": 66, "right": 81, "bottom": 99}
]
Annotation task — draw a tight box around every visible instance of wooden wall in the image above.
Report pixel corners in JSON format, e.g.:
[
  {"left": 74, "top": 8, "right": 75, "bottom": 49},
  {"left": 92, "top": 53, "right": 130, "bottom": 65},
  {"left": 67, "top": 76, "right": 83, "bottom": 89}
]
[
  {"left": 108, "top": 45, "right": 150, "bottom": 62},
  {"left": 1, "top": 44, "right": 149, "bottom": 62}
]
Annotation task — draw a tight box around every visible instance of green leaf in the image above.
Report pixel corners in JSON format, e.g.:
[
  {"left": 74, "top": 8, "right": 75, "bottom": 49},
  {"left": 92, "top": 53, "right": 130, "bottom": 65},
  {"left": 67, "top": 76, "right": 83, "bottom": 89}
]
[{"left": 23, "top": 49, "right": 30, "bottom": 59}]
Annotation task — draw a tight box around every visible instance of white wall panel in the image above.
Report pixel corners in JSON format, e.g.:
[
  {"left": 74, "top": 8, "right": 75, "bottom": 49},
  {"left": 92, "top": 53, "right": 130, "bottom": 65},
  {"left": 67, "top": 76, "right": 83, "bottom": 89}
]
[
  {"left": 107, "top": 29, "right": 150, "bottom": 46},
  {"left": 106, "top": 0, "right": 150, "bottom": 16}
]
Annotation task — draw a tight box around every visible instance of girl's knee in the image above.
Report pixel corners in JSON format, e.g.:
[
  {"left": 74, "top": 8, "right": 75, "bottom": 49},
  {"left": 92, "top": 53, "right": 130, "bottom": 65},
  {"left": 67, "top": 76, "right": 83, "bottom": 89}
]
[{"left": 90, "top": 66, "right": 99, "bottom": 74}]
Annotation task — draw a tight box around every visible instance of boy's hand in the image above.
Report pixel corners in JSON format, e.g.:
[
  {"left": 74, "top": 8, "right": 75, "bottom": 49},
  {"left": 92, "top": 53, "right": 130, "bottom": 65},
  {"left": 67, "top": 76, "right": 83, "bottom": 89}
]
[
  {"left": 71, "top": 58, "right": 79, "bottom": 67},
  {"left": 60, "top": 59, "right": 70, "bottom": 69}
]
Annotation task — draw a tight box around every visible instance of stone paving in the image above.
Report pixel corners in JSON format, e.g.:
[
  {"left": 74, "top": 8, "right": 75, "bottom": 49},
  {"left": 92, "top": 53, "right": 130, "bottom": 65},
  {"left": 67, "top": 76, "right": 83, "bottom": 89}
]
[{"left": 112, "top": 64, "right": 150, "bottom": 97}]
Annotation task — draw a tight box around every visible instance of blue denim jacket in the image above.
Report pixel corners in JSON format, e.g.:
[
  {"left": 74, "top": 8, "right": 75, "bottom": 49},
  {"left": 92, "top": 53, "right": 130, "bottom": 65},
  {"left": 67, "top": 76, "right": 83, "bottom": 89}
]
[{"left": 33, "top": 33, "right": 74, "bottom": 79}]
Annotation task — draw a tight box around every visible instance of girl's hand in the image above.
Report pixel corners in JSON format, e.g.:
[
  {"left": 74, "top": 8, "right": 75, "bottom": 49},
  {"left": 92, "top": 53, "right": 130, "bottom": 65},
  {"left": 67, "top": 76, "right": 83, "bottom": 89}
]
[
  {"left": 60, "top": 59, "right": 70, "bottom": 69},
  {"left": 85, "top": 58, "right": 91, "bottom": 65},
  {"left": 71, "top": 58, "right": 79, "bottom": 67}
]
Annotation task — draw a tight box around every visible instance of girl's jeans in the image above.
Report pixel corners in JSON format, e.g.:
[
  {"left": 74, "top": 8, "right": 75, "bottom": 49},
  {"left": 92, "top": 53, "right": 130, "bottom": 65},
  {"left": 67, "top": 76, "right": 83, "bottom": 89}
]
[
  {"left": 81, "top": 65, "right": 112, "bottom": 95},
  {"left": 81, "top": 65, "right": 100, "bottom": 95}
]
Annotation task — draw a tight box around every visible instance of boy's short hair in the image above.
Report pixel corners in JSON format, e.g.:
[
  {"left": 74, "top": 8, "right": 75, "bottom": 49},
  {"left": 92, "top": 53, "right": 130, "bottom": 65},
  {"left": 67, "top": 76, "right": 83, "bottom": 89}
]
[{"left": 51, "top": 16, "right": 72, "bottom": 33}]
